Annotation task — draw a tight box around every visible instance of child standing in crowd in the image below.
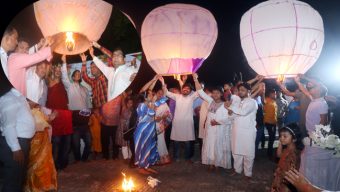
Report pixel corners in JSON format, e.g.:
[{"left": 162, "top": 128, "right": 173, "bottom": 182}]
[
  {"left": 89, "top": 109, "right": 102, "bottom": 160},
  {"left": 116, "top": 97, "right": 134, "bottom": 160},
  {"left": 271, "top": 123, "right": 304, "bottom": 192}
]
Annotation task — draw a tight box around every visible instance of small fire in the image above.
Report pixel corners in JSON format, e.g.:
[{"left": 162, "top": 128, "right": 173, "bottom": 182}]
[
  {"left": 65, "top": 32, "right": 75, "bottom": 52},
  {"left": 173, "top": 74, "right": 181, "bottom": 81},
  {"left": 121, "top": 172, "right": 134, "bottom": 192},
  {"left": 277, "top": 74, "right": 285, "bottom": 83}
]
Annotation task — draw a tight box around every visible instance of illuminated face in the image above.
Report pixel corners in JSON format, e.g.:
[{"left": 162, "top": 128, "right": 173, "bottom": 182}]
[
  {"left": 259, "top": 82, "right": 265, "bottom": 94},
  {"left": 112, "top": 50, "right": 125, "bottom": 66},
  {"left": 181, "top": 86, "right": 191, "bottom": 96},
  {"left": 36, "top": 62, "right": 48, "bottom": 79},
  {"left": 15, "top": 41, "right": 29, "bottom": 54},
  {"left": 238, "top": 86, "right": 249, "bottom": 99},
  {"left": 146, "top": 90, "right": 155, "bottom": 101},
  {"left": 5, "top": 30, "right": 18, "bottom": 51},
  {"left": 211, "top": 90, "right": 222, "bottom": 101},
  {"left": 223, "top": 84, "right": 231, "bottom": 91},
  {"left": 53, "top": 66, "right": 61, "bottom": 78},
  {"left": 156, "top": 89, "right": 164, "bottom": 100},
  {"left": 279, "top": 131, "right": 294, "bottom": 146},
  {"left": 72, "top": 71, "right": 81, "bottom": 82},
  {"left": 90, "top": 63, "right": 100, "bottom": 77}
]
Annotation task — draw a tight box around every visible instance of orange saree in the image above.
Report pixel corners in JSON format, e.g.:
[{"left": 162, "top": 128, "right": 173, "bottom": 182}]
[{"left": 25, "top": 128, "right": 57, "bottom": 192}]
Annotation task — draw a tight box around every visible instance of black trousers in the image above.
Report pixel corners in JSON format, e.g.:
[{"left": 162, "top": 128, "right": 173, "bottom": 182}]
[
  {"left": 265, "top": 123, "right": 277, "bottom": 156},
  {"left": 0, "top": 136, "right": 31, "bottom": 192},
  {"left": 72, "top": 129, "right": 92, "bottom": 161},
  {"left": 52, "top": 135, "right": 71, "bottom": 170},
  {"left": 165, "top": 123, "right": 172, "bottom": 150},
  {"left": 101, "top": 124, "right": 119, "bottom": 159}
]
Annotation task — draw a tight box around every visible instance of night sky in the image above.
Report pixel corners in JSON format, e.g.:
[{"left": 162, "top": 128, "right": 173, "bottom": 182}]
[{"left": 1, "top": 0, "right": 340, "bottom": 95}]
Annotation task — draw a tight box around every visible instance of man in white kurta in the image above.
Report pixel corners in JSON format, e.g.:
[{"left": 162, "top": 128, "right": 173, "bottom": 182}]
[
  {"left": 89, "top": 47, "right": 141, "bottom": 101},
  {"left": 227, "top": 83, "right": 258, "bottom": 178},
  {"left": 161, "top": 79, "right": 198, "bottom": 162},
  {"left": 198, "top": 89, "right": 232, "bottom": 169}
]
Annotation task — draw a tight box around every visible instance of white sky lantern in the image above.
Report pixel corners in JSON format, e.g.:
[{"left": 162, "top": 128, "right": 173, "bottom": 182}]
[
  {"left": 240, "top": 0, "right": 324, "bottom": 79},
  {"left": 141, "top": 3, "right": 218, "bottom": 76},
  {"left": 34, "top": 0, "right": 112, "bottom": 55}
]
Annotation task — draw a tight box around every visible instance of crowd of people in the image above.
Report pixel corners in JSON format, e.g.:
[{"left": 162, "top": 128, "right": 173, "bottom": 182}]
[{"left": 1, "top": 26, "right": 340, "bottom": 192}]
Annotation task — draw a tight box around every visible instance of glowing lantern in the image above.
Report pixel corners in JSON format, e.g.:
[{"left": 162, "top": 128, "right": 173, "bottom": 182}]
[
  {"left": 240, "top": 0, "right": 324, "bottom": 79},
  {"left": 34, "top": 0, "right": 112, "bottom": 55},
  {"left": 121, "top": 172, "right": 135, "bottom": 192},
  {"left": 141, "top": 3, "right": 218, "bottom": 76}
]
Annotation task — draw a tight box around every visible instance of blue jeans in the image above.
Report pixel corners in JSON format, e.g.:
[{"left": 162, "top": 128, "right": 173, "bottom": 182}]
[
  {"left": 52, "top": 135, "right": 71, "bottom": 170},
  {"left": 255, "top": 125, "right": 265, "bottom": 150},
  {"left": 72, "top": 129, "right": 92, "bottom": 161},
  {"left": 173, "top": 141, "right": 193, "bottom": 160}
]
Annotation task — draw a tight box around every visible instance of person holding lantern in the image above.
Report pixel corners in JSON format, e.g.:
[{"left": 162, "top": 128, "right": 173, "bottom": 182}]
[
  {"left": 90, "top": 42, "right": 140, "bottom": 101},
  {"left": 194, "top": 73, "right": 233, "bottom": 171},
  {"left": 60, "top": 54, "right": 92, "bottom": 163},
  {"left": 159, "top": 75, "right": 199, "bottom": 163},
  {"left": 224, "top": 82, "right": 258, "bottom": 179},
  {"left": 7, "top": 37, "right": 54, "bottom": 101}
]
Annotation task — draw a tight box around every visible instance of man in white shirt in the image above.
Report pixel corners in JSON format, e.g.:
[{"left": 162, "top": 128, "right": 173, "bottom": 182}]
[
  {"left": 1, "top": 27, "right": 18, "bottom": 77},
  {"left": 159, "top": 75, "right": 199, "bottom": 163},
  {"left": 0, "top": 88, "right": 35, "bottom": 192},
  {"left": 295, "top": 75, "right": 333, "bottom": 190},
  {"left": 26, "top": 61, "right": 50, "bottom": 105},
  {"left": 225, "top": 82, "right": 258, "bottom": 179},
  {"left": 89, "top": 46, "right": 140, "bottom": 101}
]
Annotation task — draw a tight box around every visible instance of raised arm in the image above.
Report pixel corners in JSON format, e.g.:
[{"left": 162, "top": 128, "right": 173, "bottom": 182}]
[
  {"left": 93, "top": 41, "right": 112, "bottom": 59},
  {"left": 89, "top": 46, "right": 114, "bottom": 79},
  {"left": 294, "top": 76, "right": 312, "bottom": 100},
  {"left": 192, "top": 73, "right": 202, "bottom": 91},
  {"left": 60, "top": 55, "right": 72, "bottom": 89},
  {"left": 8, "top": 46, "right": 52, "bottom": 70},
  {"left": 276, "top": 80, "right": 296, "bottom": 97},
  {"left": 247, "top": 75, "right": 262, "bottom": 85},
  {"left": 159, "top": 76, "right": 177, "bottom": 101},
  {"left": 80, "top": 53, "right": 94, "bottom": 85},
  {"left": 139, "top": 75, "right": 159, "bottom": 93}
]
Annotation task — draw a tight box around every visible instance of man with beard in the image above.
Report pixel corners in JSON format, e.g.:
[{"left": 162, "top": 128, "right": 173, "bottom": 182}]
[
  {"left": 159, "top": 75, "right": 199, "bottom": 163},
  {"left": 225, "top": 83, "right": 258, "bottom": 179}
]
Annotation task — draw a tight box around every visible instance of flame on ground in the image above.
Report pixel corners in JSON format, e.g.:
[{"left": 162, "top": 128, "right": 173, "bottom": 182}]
[{"left": 121, "top": 172, "right": 135, "bottom": 191}]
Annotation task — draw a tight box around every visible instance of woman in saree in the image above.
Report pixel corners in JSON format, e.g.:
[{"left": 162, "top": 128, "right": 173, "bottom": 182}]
[
  {"left": 134, "top": 89, "right": 167, "bottom": 175},
  {"left": 25, "top": 101, "right": 58, "bottom": 192}
]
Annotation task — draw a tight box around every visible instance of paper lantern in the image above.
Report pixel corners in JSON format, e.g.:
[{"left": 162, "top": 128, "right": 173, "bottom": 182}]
[
  {"left": 240, "top": 0, "right": 324, "bottom": 78},
  {"left": 122, "top": 12, "right": 136, "bottom": 29},
  {"left": 34, "top": 0, "right": 112, "bottom": 55},
  {"left": 141, "top": 3, "right": 218, "bottom": 76}
]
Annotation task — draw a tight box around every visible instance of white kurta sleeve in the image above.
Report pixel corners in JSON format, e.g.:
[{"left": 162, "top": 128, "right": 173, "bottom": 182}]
[
  {"left": 190, "top": 91, "right": 199, "bottom": 100},
  {"left": 61, "top": 63, "right": 72, "bottom": 89},
  {"left": 230, "top": 99, "right": 257, "bottom": 116},
  {"left": 165, "top": 88, "right": 178, "bottom": 101},
  {"left": 197, "top": 89, "right": 213, "bottom": 104},
  {"left": 215, "top": 107, "right": 231, "bottom": 125},
  {"left": 93, "top": 56, "right": 114, "bottom": 79}
]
